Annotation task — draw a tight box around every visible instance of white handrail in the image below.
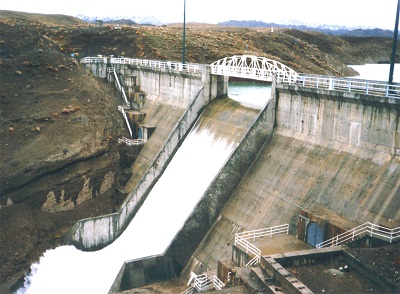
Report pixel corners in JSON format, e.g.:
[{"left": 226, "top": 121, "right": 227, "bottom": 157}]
[
  {"left": 110, "top": 57, "right": 203, "bottom": 75},
  {"left": 191, "top": 273, "right": 225, "bottom": 292},
  {"left": 108, "top": 68, "right": 130, "bottom": 107},
  {"left": 276, "top": 73, "right": 400, "bottom": 98},
  {"left": 316, "top": 222, "right": 400, "bottom": 248},
  {"left": 118, "top": 106, "right": 133, "bottom": 138},
  {"left": 234, "top": 224, "right": 289, "bottom": 266},
  {"left": 236, "top": 224, "right": 289, "bottom": 241},
  {"left": 180, "top": 286, "right": 195, "bottom": 294},
  {"left": 117, "top": 137, "right": 147, "bottom": 146},
  {"left": 81, "top": 56, "right": 203, "bottom": 75}
]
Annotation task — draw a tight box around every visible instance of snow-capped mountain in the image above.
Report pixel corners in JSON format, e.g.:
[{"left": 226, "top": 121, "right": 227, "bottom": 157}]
[{"left": 76, "top": 14, "right": 163, "bottom": 25}]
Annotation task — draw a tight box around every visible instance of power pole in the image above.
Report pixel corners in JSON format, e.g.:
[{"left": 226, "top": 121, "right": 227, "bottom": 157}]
[
  {"left": 389, "top": 0, "right": 400, "bottom": 84},
  {"left": 182, "top": 0, "right": 186, "bottom": 64}
]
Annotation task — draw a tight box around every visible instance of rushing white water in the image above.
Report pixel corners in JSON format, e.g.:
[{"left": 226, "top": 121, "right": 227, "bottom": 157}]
[
  {"left": 17, "top": 82, "right": 271, "bottom": 294},
  {"left": 17, "top": 123, "right": 236, "bottom": 293},
  {"left": 348, "top": 63, "right": 400, "bottom": 83}
]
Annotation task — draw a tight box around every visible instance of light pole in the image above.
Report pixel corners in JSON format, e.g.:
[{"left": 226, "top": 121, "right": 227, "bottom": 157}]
[
  {"left": 389, "top": 0, "right": 400, "bottom": 84},
  {"left": 182, "top": 0, "right": 186, "bottom": 64}
]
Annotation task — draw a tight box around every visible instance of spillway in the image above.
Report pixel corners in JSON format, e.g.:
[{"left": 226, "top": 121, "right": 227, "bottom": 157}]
[{"left": 17, "top": 82, "right": 271, "bottom": 294}]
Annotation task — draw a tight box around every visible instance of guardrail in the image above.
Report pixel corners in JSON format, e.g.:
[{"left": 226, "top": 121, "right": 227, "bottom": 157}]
[
  {"left": 316, "top": 222, "right": 400, "bottom": 249},
  {"left": 236, "top": 223, "right": 289, "bottom": 241},
  {"left": 117, "top": 137, "right": 147, "bottom": 146},
  {"left": 276, "top": 73, "right": 400, "bottom": 98},
  {"left": 181, "top": 272, "right": 225, "bottom": 293},
  {"left": 194, "top": 274, "right": 225, "bottom": 292},
  {"left": 80, "top": 56, "right": 107, "bottom": 63},
  {"left": 81, "top": 56, "right": 203, "bottom": 75},
  {"left": 234, "top": 224, "right": 289, "bottom": 266},
  {"left": 110, "top": 57, "right": 203, "bottom": 75},
  {"left": 235, "top": 234, "right": 262, "bottom": 266}
]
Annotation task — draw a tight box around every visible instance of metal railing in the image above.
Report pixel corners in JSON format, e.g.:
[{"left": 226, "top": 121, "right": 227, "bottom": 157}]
[
  {"left": 316, "top": 222, "right": 400, "bottom": 249},
  {"left": 194, "top": 274, "right": 225, "bottom": 292},
  {"left": 181, "top": 272, "right": 225, "bottom": 293},
  {"left": 117, "top": 137, "right": 147, "bottom": 146},
  {"left": 235, "top": 234, "right": 262, "bottom": 266},
  {"left": 81, "top": 56, "right": 203, "bottom": 75},
  {"left": 108, "top": 67, "right": 130, "bottom": 107},
  {"left": 117, "top": 106, "right": 133, "bottom": 138},
  {"left": 234, "top": 224, "right": 289, "bottom": 266},
  {"left": 180, "top": 286, "right": 195, "bottom": 294},
  {"left": 276, "top": 73, "right": 400, "bottom": 98},
  {"left": 80, "top": 56, "right": 107, "bottom": 64},
  {"left": 110, "top": 57, "right": 203, "bottom": 75}
]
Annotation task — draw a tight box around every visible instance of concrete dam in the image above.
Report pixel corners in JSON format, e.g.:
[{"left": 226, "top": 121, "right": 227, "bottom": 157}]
[{"left": 18, "top": 57, "right": 399, "bottom": 293}]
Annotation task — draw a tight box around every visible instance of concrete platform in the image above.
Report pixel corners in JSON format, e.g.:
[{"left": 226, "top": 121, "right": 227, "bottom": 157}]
[{"left": 253, "top": 234, "right": 314, "bottom": 256}]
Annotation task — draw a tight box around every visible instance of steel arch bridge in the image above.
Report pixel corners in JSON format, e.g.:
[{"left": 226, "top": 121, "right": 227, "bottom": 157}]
[{"left": 210, "top": 55, "right": 298, "bottom": 82}]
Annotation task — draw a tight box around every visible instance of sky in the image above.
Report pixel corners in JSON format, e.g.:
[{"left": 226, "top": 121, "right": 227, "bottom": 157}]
[{"left": 0, "top": 0, "right": 398, "bottom": 29}]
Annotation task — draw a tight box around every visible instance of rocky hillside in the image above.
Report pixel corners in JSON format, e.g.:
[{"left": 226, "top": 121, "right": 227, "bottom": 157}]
[{"left": 0, "top": 10, "right": 398, "bottom": 291}]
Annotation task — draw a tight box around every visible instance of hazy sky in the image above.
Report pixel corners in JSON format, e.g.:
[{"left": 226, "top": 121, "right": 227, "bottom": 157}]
[{"left": 0, "top": 0, "right": 398, "bottom": 29}]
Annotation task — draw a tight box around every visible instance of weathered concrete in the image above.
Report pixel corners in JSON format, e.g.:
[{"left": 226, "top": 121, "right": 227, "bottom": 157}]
[
  {"left": 107, "top": 96, "right": 268, "bottom": 291},
  {"left": 181, "top": 81, "right": 400, "bottom": 278},
  {"left": 65, "top": 63, "right": 228, "bottom": 251},
  {"left": 108, "top": 254, "right": 181, "bottom": 293},
  {"left": 165, "top": 95, "right": 275, "bottom": 269}
]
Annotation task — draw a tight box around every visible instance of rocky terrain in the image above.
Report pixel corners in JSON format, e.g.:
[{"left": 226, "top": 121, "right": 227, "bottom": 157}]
[{"left": 0, "top": 10, "right": 398, "bottom": 292}]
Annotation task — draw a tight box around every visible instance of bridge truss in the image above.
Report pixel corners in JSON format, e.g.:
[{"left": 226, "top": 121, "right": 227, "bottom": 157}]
[{"left": 210, "top": 55, "right": 298, "bottom": 82}]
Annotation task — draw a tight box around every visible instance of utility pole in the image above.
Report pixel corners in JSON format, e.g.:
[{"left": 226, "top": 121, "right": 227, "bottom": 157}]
[
  {"left": 389, "top": 0, "right": 400, "bottom": 84},
  {"left": 182, "top": 0, "right": 186, "bottom": 64}
]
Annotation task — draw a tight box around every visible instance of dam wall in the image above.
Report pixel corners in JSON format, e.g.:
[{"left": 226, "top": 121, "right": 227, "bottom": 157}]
[
  {"left": 182, "top": 81, "right": 400, "bottom": 277},
  {"left": 108, "top": 92, "right": 275, "bottom": 291},
  {"left": 165, "top": 95, "right": 275, "bottom": 268},
  {"left": 66, "top": 62, "right": 228, "bottom": 251}
]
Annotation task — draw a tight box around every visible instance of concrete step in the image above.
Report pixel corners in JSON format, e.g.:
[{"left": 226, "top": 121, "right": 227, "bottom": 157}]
[
  {"left": 250, "top": 267, "right": 284, "bottom": 293},
  {"left": 234, "top": 266, "right": 269, "bottom": 293}
]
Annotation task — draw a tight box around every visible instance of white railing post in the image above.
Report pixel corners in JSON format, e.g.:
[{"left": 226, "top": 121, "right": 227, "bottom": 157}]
[{"left": 329, "top": 78, "right": 333, "bottom": 90}]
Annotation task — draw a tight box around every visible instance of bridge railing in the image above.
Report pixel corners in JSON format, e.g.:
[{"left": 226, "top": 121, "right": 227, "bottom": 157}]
[{"left": 276, "top": 73, "right": 400, "bottom": 98}]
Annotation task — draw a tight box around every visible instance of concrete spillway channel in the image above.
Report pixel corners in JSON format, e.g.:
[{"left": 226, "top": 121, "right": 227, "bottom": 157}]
[{"left": 17, "top": 84, "right": 273, "bottom": 293}]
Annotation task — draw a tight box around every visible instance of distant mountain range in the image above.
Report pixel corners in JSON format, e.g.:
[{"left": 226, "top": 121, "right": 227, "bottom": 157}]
[
  {"left": 75, "top": 15, "right": 396, "bottom": 38},
  {"left": 76, "top": 15, "right": 161, "bottom": 26},
  {"left": 217, "top": 20, "right": 396, "bottom": 38}
]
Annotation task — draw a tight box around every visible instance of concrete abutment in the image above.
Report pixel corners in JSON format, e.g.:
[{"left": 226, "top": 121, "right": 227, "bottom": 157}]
[{"left": 65, "top": 61, "right": 228, "bottom": 251}]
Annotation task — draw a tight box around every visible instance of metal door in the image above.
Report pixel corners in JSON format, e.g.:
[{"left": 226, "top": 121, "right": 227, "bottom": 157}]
[{"left": 306, "top": 222, "right": 323, "bottom": 247}]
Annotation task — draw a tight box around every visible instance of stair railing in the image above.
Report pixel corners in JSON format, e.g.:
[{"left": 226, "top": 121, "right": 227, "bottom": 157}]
[
  {"left": 316, "top": 222, "right": 400, "bottom": 249},
  {"left": 117, "top": 106, "right": 133, "bottom": 138},
  {"left": 182, "top": 272, "right": 225, "bottom": 293},
  {"left": 108, "top": 67, "right": 130, "bottom": 107}
]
